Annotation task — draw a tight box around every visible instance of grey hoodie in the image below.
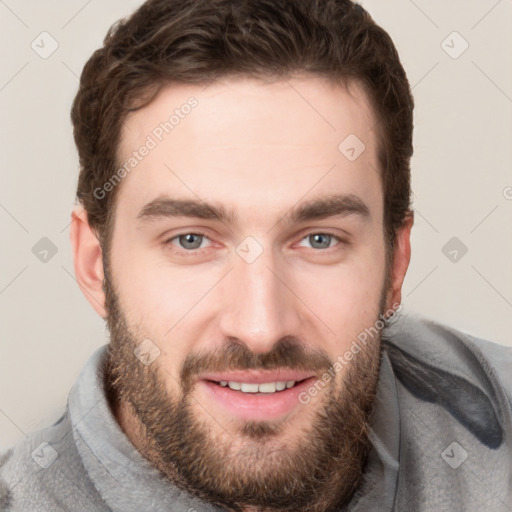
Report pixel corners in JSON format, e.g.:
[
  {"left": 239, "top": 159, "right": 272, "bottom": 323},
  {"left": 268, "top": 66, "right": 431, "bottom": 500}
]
[{"left": 1, "top": 313, "right": 511, "bottom": 511}]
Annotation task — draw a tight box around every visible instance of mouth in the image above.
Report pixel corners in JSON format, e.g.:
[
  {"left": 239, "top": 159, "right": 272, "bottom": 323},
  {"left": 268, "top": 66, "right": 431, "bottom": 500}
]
[{"left": 198, "top": 371, "right": 318, "bottom": 422}]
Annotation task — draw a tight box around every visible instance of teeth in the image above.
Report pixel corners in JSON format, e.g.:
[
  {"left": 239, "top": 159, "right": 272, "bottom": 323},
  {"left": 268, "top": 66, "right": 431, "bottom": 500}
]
[
  {"left": 220, "top": 380, "right": 297, "bottom": 393},
  {"left": 240, "top": 383, "right": 259, "bottom": 393},
  {"left": 258, "top": 382, "right": 276, "bottom": 393}
]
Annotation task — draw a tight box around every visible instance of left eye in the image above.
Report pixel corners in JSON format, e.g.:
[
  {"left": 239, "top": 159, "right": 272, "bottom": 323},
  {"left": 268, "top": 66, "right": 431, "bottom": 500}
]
[
  {"left": 298, "top": 233, "right": 341, "bottom": 250},
  {"left": 167, "top": 233, "right": 210, "bottom": 251}
]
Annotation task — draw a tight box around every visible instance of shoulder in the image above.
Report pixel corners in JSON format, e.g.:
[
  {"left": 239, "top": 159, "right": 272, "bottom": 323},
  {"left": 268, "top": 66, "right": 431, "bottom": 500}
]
[
  {"left": 0, "top": 410, "right": 108, "bottom": 512},
  {"left": 383, "top": 313, "right": 512, "bottom": 400},
  {"left": 462, "top": 330, "right": 512, "bottom": 401},
  {"left": 382, "top": 313, "right": 512, "bottom": 448},
  {"left": 380, "top": 313, "right": 512, "bottom": 508}
]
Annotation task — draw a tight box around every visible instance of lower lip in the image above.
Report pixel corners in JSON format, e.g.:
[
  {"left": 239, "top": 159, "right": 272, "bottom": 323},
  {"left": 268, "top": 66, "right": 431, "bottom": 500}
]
[{"left": 199, "top": 378, "right": 317, "bottom": 421}]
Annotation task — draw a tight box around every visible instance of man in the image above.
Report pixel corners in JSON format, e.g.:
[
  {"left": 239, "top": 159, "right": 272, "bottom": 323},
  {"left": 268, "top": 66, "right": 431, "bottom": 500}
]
[{"left": 1, "top": 0, "right": 511, "bottom": 510}]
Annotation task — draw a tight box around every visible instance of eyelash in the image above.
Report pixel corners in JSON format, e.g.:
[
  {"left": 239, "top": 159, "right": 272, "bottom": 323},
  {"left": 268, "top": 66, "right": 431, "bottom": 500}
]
[{"left": 163, "top": 231, "right": 344, "bottom": 256}]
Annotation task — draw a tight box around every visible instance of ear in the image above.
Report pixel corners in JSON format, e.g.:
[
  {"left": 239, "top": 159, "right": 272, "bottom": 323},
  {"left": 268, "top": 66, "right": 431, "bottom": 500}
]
[
  {"left": 69, "top": 206, "right": 107, "bottom": 318},
  {"left": 385, "top": 213, "right": 414, "bottom": 312}
]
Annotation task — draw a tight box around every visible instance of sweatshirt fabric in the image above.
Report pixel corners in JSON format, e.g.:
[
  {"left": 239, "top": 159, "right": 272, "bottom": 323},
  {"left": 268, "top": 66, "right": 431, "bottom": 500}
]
[{"left": 1, "top": 313, "right": 511, "bottom": 511}]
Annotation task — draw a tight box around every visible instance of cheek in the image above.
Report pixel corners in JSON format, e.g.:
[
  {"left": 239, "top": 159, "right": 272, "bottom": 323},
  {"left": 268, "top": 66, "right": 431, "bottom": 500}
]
[
  {"left": 299, "top": 243, "right": 385, "bottom": 301},
  {"left": 112, "top": 248, "right": 219, "bottom": 353},
  {"left": 291, "top": 247, "right": 386, "bottom": 347},
  {"left": 112, "top": 265, "right": 200, "bottom": 386}
]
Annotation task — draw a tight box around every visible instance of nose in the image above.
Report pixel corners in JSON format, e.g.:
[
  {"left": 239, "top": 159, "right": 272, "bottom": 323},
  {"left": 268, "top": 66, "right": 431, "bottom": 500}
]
[{"left": 218, "top": 245, "right": 302, "bottom": 355}]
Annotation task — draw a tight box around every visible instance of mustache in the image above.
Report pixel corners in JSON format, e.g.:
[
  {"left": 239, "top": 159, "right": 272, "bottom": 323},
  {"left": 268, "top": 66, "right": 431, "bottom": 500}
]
[{"left": 179, "top": 336, "right": 332, "bottom": 391}]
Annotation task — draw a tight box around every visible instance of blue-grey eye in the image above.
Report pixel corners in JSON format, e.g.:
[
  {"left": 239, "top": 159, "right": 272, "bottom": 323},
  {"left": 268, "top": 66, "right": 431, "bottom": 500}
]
[
  {"left": 177, "top": 233, "right": 204, "bottom": 250},
  {"left": 299, "top": 233, "right": 338, "bottom": 250}
]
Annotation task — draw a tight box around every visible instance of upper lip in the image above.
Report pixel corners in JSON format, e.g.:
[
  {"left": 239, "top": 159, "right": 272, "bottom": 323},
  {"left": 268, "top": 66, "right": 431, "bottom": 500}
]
[{"left": 199, "top": 370, "right": 316, "bottom": 384}]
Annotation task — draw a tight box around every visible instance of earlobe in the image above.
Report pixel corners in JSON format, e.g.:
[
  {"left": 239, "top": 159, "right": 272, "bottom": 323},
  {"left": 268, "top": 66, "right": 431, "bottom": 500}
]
[
  {"left": 387, "top": 213, "right": 414, "bottom": 311},
  {"left": 69, "top": 206, "right": 107, "bottom": 318}
]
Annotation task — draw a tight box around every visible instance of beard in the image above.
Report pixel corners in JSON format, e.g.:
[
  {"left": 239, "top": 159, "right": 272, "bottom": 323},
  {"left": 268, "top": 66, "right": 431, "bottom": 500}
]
[{"left": 103, "top": 260, "right": 387, "bottom": 512}]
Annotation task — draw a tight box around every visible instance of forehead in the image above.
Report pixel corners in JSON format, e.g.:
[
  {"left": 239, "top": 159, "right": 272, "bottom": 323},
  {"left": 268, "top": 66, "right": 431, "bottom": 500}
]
[{"left": 115, "top": 75, "right": 381, "bottom": 225}]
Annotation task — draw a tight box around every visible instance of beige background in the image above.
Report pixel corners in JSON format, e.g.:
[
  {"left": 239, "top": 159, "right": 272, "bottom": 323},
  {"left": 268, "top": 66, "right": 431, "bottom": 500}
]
[{"left": 1, "top": 0, "right": 511, "bottom": 450}]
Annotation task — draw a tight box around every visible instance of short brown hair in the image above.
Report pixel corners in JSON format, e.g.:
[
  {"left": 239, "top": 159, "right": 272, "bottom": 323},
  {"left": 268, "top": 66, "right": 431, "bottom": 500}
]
[{"left": 71, "top": 0, "right": 414, "bottom": 251}]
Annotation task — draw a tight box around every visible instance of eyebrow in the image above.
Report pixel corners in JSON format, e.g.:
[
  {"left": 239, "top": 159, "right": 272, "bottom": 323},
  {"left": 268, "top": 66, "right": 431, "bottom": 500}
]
[
  {"left": 285, "top": 193, "right": 370, "bottom": 224},
  {"left": 137, "top": 196, "right": 237, "bottom": 224},
  {"left": 136, "top": 193, "right": 370, "bottom": 226}
]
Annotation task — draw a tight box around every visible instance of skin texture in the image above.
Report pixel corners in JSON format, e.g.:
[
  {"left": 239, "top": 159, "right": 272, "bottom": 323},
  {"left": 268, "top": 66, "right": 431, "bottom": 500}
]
[{"left": 70, "top": 75, "right": 413, "bottom": 511}]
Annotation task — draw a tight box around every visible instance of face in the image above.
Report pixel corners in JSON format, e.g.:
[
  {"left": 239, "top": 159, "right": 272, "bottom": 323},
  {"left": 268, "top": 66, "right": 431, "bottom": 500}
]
[{"left": 91, "top": 75, "right": 404, "bottom": 511}]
